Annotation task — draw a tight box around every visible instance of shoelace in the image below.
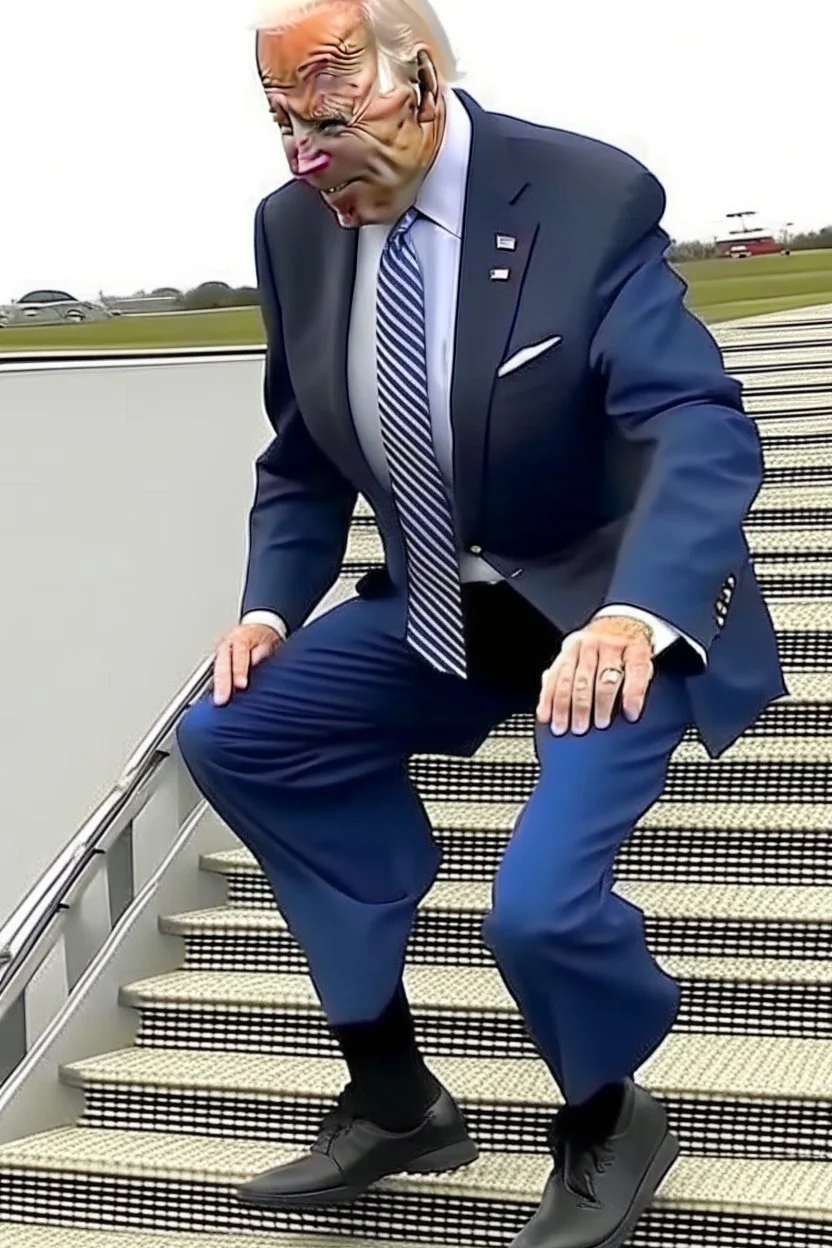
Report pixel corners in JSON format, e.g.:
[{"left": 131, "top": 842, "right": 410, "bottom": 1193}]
[{"left": 312, "top": 1085, "right": 360, "bottom": 1154}]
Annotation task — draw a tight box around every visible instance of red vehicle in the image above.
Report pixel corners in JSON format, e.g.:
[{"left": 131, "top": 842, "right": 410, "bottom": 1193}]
[{"left": 716, "top": 234, "right": 783, "bottom": 258}]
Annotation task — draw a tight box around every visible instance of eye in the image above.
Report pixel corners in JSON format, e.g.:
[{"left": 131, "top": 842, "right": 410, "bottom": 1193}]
[{"left": 318, "top": 117, "right": 348, "bottom": 133}]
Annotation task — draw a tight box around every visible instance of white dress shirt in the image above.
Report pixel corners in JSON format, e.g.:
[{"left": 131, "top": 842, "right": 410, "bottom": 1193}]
[{"left": 246, "top": 91, "right": 701, "bottom": 663}]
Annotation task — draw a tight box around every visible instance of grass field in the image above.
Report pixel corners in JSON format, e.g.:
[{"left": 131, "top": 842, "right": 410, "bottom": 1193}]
[
  {"left": 682, "top": 249, "right": 832, "bottom": 324},
  {"left": 2, "top": 250, "right": 831, "bottom": 353}
]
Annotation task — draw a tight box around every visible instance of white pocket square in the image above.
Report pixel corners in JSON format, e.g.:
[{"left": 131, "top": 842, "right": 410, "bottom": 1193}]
[{"left": 497, "top": 335, "right": 562, "bottom": 378}]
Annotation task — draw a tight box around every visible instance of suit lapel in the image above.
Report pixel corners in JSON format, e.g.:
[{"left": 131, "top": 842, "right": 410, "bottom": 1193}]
[{"left": 451, "top": 92, "right": 540, "bottom": 542}]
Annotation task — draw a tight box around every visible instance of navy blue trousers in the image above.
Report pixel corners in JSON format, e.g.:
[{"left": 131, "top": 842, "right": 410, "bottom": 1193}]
[{"left": 178, "top": 595, "right": 689, "bottom": 1104}]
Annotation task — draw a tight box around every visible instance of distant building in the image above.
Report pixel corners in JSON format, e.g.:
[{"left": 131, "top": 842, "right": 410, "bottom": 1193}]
[
  {"left": 100, "top": 294, "right": 181, "bottom": 316},
  {"left": 715, "top": 234, "right": 783, "bottom": 259}
]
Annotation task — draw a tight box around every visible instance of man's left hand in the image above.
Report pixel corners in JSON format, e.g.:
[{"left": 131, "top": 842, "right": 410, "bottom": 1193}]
[{"left": 537, "top": 616, "right": 655, "bottom": 736}]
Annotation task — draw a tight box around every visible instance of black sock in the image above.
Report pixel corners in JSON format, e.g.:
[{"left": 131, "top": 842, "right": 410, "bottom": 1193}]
[
  {"left": 560, "top": 1081, "right": 626, "bottom": 1146},
  {"left": 330, "top": 983, "right": 440, "bottom": 1132}
]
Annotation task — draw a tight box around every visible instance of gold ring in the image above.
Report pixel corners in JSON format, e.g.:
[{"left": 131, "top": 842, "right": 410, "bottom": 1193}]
[{"left": 599, "top": 666, "right": 624, "bottom": 684}]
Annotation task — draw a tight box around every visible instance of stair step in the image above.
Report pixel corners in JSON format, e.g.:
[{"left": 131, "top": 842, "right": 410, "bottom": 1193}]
[
  {"left": 352, "top": 484, "right": 832, "bottom": 524},
  {"left": 750, "top": 514, "right": 832, "bottom": 546},
  {"left": 346, "top": 525, "right": 832, "bottom": 565},
  {"left": 723, "top": 350, "right": 832, "bottom": 372},
  {"left": 735, "top": 367, "right": 832, "bottom": 390},
  {"left": 408, "top": 744, "right": 832, "bottom": 805},
  {"left": 716, "top": 322, "right": 832, "bottom": 345},
  {"left": 455, "top": 735, "right": 832, "bottom": 763},
  {"left": 0, "top": 1229, "right": 310, "bottom": 1248},
  {"left": 203, "top": 794, "right": 830, "bottom": 844},
  {"left": 486, "top": 677, "right": 832, "bottom": 739},
  {"left": 763, "top": 444, "right": 832, "bottom": 470},
  {"left": 207, "top": 803, "right": 832, "bottom": 893},
  {"left": 351, "top": 485, "right": 832, "bottom": 519},
  {"left": 162, "top": 881, "right": 832, "bottom": 969},
  {"left": 203, "top": 798, "right": 832, "bottom": 892},
  {"left": 169, "top": 879, "right": 832, "bottom": 927},
  {"left": 746, "top": 393, "right": 832, "bottom": 415},
  {"left": 60, "top": 1039, "right": 832, "bottom": 1161},
  {"left": 215, "top": 824, "right": 832, "bottom": 891},
  {"left": 0, "top": 1129, "right": 828, "bottom": 1243},
  {"left": 122, "top": 958, "right": 832, "bottom": 1048},
  {"left": 751, "top": 565, "right": 832, "bottom": 596},
  {"left": 420, "top": 798, "right": 830, "bottom": 834},
  {"left": 747, "top": 484, "right": 832, "bottom": 509},
  {"left": 340, "top": 555, "right": 832, "bottom": 598},
  {"left": 751, "top": 414, "right": 832, "bottom": 441}
]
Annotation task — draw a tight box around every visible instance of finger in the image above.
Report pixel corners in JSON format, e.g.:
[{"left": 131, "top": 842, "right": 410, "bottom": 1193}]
[
  {"left": 621, "top": 643, "right": 655, "bottom": 722},
  {"left": 569, "top": 638, "right": 599, "bottom": 735},
  {"left": 536, "top": 633, "right": 580, "bottom": 723},
  {"left": 213, "top": 641, "right": 233, "bottom": 706},
  {"left": 536, "top": 657, "right": 560, "bottom": 723},
  {"left": 231, "top": 636, "right": 252, "bottom": 690},
  {"left": 251, "top": 638, "right": 276, "bottom": 667},
  {"left": 551, "top": 645, "right": 581, "bottom": 736},
  {"left": 593, "top": 643, "right": 626, "bottom": 729}
]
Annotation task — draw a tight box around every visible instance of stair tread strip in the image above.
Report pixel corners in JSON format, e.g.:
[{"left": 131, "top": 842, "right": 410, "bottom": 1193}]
[
  {"left": 0, "top": 1231, "right": 329, "bottom": 1248},
  {"left": 200, "top": 800, "right": 832, "bottom": 852},
  {"left": 60, "top": 1036, "right": 832, "bottom": 1102},
  {"left": 347, "top": 527, "right": 832, "bottom": 558},
  {"left": 422, "top": 799, "right": 832, "bottom": 832},
  {"left": 352, "top": 486, "right": 832, "bottom": 518},
  {"left": 762, "top": 602, "right": 832, "bottom": 629},
  {"left": 0, "top": 1129, "right": 830, "bottom": 1219},
  {"left": 457, "top": 736, "right": 832, "bottom": 763},
  {"left": 121, "top": 956, "right": 832, "bottom": 1016},
  {"left": 752, "top": 415, "right": 832, "bottom": 439},
  {"left": 163, "top": 879, "right": 832, "bottom": 928}
]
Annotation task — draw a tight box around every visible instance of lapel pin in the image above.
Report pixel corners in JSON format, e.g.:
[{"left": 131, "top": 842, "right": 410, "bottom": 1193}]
[
  {"left": 490, "top": 267, "right": 511, "bottom": 281},
  {"left": 496, "top": 234, "right": 517, "bottom": 251}
]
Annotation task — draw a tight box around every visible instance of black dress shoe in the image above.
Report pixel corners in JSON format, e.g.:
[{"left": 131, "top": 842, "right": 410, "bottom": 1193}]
[
  {"left": 236, "top": 1083, "right": 479, "bottom": 1210},
  {"left": 509, "top": 1081, "right": 679, "bottom": 1248}
]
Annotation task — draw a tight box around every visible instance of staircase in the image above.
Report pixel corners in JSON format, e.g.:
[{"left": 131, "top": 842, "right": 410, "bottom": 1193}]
[{"left": 1, "top": 308, "right": 831, "bottom": 1246}]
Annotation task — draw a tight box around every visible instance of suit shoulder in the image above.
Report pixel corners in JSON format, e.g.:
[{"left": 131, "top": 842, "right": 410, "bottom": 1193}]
[
  {"left": 257, "top": 179, "right": 312, "bottom": 234},
  {"left": 493, "top": 111, "right": 665, "bottom": 218}
]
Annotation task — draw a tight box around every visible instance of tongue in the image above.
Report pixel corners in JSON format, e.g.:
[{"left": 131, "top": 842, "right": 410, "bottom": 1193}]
[{"left": 296, "top": 149, "right": 331, "bottom": 177}]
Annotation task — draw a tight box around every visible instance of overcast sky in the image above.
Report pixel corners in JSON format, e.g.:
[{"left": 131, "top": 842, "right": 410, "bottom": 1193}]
[{"left": 1, "top": 0, "right": 830, "bottom": 302}]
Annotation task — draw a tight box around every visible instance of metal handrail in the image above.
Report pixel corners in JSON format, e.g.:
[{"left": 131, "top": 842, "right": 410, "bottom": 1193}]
[
  {"left": 0, "top": 346, "right": 266, "bottom": 369},
  {"left": 0, "top": 656, "right": 213, "bottom": 983}
]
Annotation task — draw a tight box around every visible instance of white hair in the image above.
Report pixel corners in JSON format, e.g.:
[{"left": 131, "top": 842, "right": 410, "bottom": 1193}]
[{"left": 251, "top": 0, "right": 460, "bottom": 84}]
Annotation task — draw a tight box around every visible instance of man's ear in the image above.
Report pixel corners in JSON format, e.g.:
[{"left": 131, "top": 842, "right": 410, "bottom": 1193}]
[{"left": 415, "top": 49, "right": 440, "bottom": 124}]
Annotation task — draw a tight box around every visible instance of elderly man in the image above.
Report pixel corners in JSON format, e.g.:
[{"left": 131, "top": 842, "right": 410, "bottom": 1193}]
[{"left": 177, "top": 2, "right": 785, "bottom": 1245}]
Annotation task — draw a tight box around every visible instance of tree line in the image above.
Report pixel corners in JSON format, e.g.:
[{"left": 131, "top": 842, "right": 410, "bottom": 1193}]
[{"left": 111, "top": 282, "right": 261, "bottom": 309}]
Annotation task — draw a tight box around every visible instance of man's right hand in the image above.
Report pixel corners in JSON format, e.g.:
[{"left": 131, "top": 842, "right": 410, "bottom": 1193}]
[{"left": 212, "top": 623, "right": 282, "bottom": 706}]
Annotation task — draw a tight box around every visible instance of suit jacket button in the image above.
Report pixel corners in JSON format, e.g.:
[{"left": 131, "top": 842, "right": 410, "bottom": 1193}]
[{"left": 470, "top": 545, "right": 483, "bottom": 555}]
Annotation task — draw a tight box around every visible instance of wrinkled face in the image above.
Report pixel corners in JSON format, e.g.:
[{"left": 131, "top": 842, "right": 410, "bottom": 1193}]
[{"left": 256, "top": 1, "right": 443, "bottom": 227}]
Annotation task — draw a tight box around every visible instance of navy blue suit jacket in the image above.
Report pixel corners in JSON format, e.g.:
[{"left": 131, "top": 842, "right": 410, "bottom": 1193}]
[{"left": 244, "top": 91, "right": 786, "bottom": 756}]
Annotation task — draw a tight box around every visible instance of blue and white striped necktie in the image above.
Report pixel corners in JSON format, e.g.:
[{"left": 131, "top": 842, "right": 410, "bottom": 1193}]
[{"left": 376, "top": 208, "right": 467, "bottom": 679}]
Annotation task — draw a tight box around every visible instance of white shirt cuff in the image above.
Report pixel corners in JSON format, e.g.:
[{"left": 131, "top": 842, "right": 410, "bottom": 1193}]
[
  {"left": 240, "top": 610, "right": 288, "bottom": 639},
  {"left": 594, "top": 605, "right": 706, "bottom": 666}
]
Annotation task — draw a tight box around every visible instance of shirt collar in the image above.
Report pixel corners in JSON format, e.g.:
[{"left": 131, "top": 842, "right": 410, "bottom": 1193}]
[{"left": 414, "top": 89, "right": 471, "bottom": 239}]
